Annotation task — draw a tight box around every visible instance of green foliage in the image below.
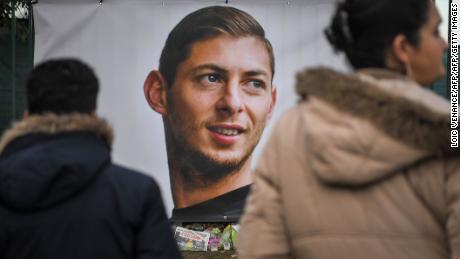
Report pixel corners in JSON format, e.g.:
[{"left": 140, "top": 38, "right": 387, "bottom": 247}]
[{"left": 0, "top": 0, "right": 31, "bottom": 41}]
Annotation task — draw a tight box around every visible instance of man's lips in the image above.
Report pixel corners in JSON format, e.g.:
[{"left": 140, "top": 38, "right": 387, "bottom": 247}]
[{"left": 207, "top": 124, "right": 245, "bottom": 145}]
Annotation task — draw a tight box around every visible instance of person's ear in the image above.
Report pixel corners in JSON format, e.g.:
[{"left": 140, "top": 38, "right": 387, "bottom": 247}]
[
  {"left": 391, "top": 34, "right": 413, "bottom": 65},
  {"left": 144, "top": 70, "right": 168, "bottom": 115},
  {"left": 266, "top": 86, "right": 277, "bottom": 121}
]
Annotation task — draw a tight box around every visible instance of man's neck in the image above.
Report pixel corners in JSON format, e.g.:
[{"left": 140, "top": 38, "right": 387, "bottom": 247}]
[{"left": 170, "top": 159, "right": 252, "bottom": 209}]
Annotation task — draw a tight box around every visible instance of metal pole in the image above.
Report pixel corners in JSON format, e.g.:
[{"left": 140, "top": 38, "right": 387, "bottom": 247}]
[
  {"left": 11, "top": 0, "right": 17, "bottom": 119},
  {"left": 28, "top": 1, "right": 34, "bottom": 117},
  {"left": 29, "top": 1, "right": 33, "bottom": 62}
]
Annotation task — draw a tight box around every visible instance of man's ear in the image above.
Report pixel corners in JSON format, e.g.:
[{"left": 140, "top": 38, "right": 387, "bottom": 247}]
[
  {"left": 144, "top": 70, "right": 168, "bottom": 115},
  {"left": 267, "top": 86, "right": 277, "bottom": 121}
]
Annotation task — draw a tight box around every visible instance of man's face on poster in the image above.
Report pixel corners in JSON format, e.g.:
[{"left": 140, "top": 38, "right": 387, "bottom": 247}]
[{"left": 164, "top": 34, "right": 276, "bottom": 177}]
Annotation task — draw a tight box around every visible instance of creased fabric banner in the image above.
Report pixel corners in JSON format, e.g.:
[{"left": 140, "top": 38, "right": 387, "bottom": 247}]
[{"left": 33, "top": 0, "right": 346, "bottom": 213}]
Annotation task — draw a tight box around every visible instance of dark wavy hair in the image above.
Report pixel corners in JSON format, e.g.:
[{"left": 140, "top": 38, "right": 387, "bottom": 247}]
[
  {"left": 325, "top": 0, "right": 431, "bottom": 69},
  {"left": 26, "top": 58, "right": 99, "bottom": 115},
  {"left": 159, "top": 6, "right": 275, "bottom": 87}
]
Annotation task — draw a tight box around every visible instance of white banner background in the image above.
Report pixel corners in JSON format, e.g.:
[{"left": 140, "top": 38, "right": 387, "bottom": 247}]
[{"left": 33, "top": 0, "right": 347, "bottom": 214}]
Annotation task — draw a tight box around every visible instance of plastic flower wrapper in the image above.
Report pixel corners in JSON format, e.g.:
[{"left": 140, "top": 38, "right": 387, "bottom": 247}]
[
  {"left": 208, "top": 235, "right": 220, "bottom": 251},
  {"left": 221, "top": 225, "right": 232, "bottom": 250},
  {"left": 206, "top": 227, "right": 222, "bottom": 251},
  {"left": 174, "top": 226, "right": 210, "bottom": 251},
  {"left": 231, "top": 224, "right": 239, "bottom": 249}
]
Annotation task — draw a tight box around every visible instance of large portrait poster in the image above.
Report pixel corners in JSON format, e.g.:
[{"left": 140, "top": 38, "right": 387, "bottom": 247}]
[{"left": 33, "top": 0, "right": 345, "bottom": 215}]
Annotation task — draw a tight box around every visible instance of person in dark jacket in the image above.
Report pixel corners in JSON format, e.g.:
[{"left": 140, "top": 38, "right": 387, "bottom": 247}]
[{"left": 0, "top": 58, "right": 182, "bottom": 259}]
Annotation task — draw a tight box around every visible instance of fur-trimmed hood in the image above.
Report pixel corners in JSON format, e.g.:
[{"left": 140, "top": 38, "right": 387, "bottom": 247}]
[
  {"left": 0, "top": 113, "right": 113, "bottom": 155},
  {"left": 0, "top": 113, "right": 113, "bottom": 210},
  {"left": 294, "top": 67, "right": 452, "bottom": 186}
]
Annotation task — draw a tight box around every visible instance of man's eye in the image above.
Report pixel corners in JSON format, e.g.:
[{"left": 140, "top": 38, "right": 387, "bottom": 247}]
[
  {"left": 207, "top": 75, "right": 218, "bottom": 83},
  {"left": 248, "top": 80, "right": 265, "bottom": 89},
  {"left": 199, "top": 74, "right": 221, "bottom": 85}
]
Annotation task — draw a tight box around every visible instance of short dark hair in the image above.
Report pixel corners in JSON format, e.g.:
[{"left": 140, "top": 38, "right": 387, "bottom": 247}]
[
  {"left": 26, "top": 58, "right": 99, "bottom": 115},
  {"left": 159, "top": 6, "right": 275, "bottom": 86},
  {"left": 325, "top": 0, "right": 431, "bottom": 69}
]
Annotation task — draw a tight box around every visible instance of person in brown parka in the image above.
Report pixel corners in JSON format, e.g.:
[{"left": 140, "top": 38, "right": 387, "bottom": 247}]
[{"left": 238, "top": 0, "right": 457, "bottom": 258}]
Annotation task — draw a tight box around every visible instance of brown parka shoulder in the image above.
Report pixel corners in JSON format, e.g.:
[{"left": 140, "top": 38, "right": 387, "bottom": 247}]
[{"left": 238, "top": 68, "right": 460, "bottom": 259}]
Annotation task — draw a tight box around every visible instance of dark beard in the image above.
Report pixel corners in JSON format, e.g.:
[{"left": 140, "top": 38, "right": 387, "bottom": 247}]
[{"left": 171, "top": 141, "right": 253, "bottom": 189}]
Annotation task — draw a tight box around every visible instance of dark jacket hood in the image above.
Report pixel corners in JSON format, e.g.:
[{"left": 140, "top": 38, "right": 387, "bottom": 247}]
[{"left": 0, "top": 113, "right": 114, "bottom": 211}]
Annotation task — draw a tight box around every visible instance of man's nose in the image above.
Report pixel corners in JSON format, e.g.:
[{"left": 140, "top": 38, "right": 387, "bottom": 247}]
[{"left": 216, "top": 81, "right": 243, "bottom": 115}]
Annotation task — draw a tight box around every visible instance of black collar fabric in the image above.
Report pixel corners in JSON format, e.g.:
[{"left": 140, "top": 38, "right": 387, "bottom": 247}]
[
  {"left": 171, "top": 185, "right": 251, "bottom": 223},
  {"left": 1, "top": 132, "right": 96, "bottom": 158}
]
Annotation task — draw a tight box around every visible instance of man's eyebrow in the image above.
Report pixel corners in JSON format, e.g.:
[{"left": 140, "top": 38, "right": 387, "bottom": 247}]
[
  {"left": 189, "top": 64, "right": 227, "bottom": 75},
  {"left": 188, "top": 64, "right": 270, "bottom": 81},
  {"left": 244, "top": 70, "right": 270, "bottom": 79}
]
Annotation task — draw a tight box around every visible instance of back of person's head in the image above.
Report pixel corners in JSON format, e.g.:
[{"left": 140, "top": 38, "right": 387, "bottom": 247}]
[
  {"left": 26, "top": 58, "right": 99, "bottom": 115},
  {"left": 159, "top": 5, "right": 275, "bottom": 86},
  {"left": 325, "top": 0, "right": 431, "bottom": 69}
]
